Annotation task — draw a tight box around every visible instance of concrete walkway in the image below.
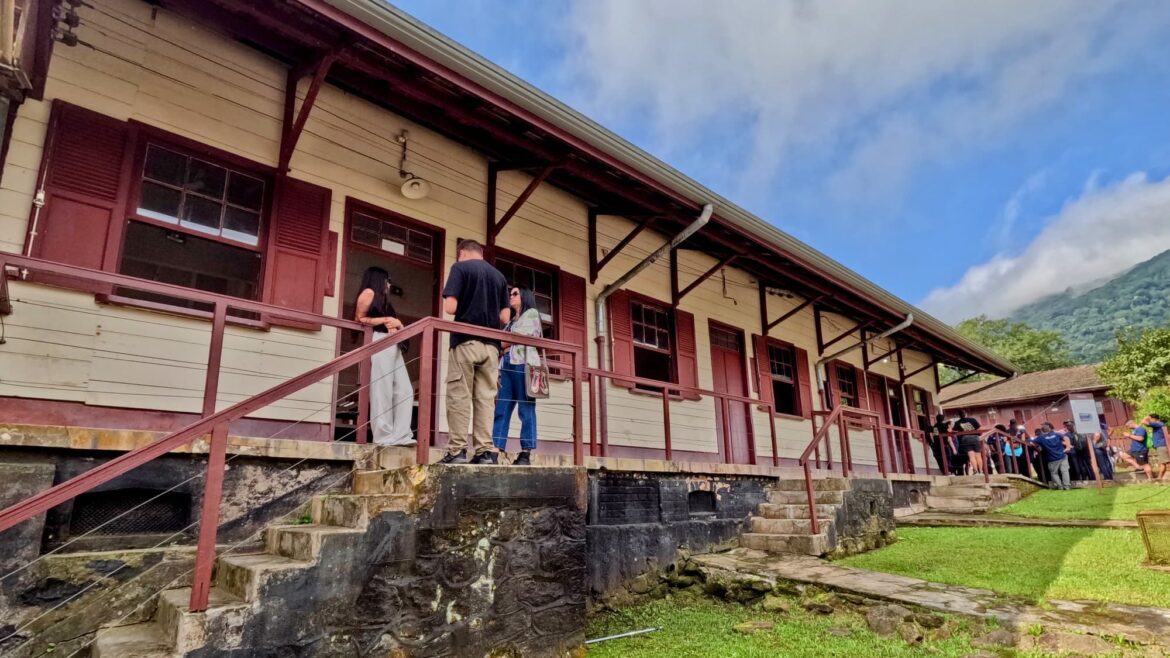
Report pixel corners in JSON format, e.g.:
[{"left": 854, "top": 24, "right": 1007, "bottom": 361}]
[
  {"left": 693, "top": 548, "right": 1170, "bottom": 645},
  {"left": 900, "top": 512, "right": 1139, "bottom": 529}
]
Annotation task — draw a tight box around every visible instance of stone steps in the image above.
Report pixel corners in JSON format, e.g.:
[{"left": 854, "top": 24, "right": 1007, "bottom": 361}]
[
  {"left": 265, "top": 524, "right": 364, "bottom": 561},
  {"left": 773, "top": 478, "right": 851, "bottom": 492},
  {"left": 756, "top": 502, "right": 838, "bottom": 519},
  {"left": 91, "top": 622, "right": 173, "bottom": 658},
  {"left": 741, "top": 532, "right": 831, "bottom": 556},
  {"left": 310, "top": 493, "right": 410, "bottom": 528},
  {"left": 924, "top": 493, "right": 991, "bottom": 514},
  {"left": 749, "top": 516, "right": 830, "bottom": 535},
  {"left": 768, "top": 489, "right": 844, "bottom": 505},
  {"left": 157, "top": 587, "right": 249, "bottom": 651},
  {"left": 928, "top": 486, "right": 994, "bottom": 499}
]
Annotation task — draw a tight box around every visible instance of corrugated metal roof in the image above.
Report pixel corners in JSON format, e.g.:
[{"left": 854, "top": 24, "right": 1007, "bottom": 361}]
[{"left": 314, "top": 0, "right": 1017, "bottom": 376}]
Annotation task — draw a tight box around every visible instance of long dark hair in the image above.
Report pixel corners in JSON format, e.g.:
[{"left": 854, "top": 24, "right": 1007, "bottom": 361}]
[
  {"left": 359, "top": 266, "right": 397, "bottom": 318},
  {"left": 506, "top": 285, "right": 538, "bottom": 325}
]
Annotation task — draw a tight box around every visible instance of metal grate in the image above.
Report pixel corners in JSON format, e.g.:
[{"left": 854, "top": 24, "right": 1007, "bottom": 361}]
[
  {"left": 70, "top": 488, "right": 191, "bottom": 536},
  {"left": 1138, "top": 510, "right": 1170, "bottom": 566}
]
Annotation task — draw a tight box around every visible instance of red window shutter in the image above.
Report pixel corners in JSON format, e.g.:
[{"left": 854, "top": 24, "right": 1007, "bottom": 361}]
[
  {"left": 826, "top": 363, "right": 840, "bottom": 410},
  {"left": 30, "top": 101, "right": 133, "bottom": 274},
  {"left": 557, "top": 271, "right": 588, "bottom": 379},
  {"left": 675, "top": 309, "right": 700, "bottom": 401},
  {"left": 263, "top": 175, "right": 331, "bottom": 327},
  {"left": 323, "top": 230, "right": 339, "bottom": 298},
  {"left": 607, "top": 289, "right": 635, "bottom": 389},
  {"left": 795, "top": 346, "right": 814, "bottom": 419},
  {"left": 855, "top": 366, "right": 870, "bottom": 410},
  {"left": 752, "top": 335, "right": 773, "bottom": 411}
]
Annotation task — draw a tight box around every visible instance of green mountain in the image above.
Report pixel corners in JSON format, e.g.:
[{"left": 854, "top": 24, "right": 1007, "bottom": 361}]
[{"left": 1009, "top": 249, "right": 1170, "bottom": 363}]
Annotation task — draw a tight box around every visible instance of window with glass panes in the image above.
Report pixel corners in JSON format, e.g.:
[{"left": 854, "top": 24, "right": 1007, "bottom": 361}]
[
  {"left": 767, "top": 343, "right": 799, "bottom": 415},
  {"left": 631, "top": 300, "right": 674, "bottom": 385},
  {"left": 350, "top": 210, "right": 435, "bottom": 265},
  {"left": 835, "top": 363, "right": 858, "bottom": 406},
  {"left": 494, "top": 256, "right": 556, "bottom": 338},
  {"left": 120, "top": 143, "right": 267, "bottom": 302}
]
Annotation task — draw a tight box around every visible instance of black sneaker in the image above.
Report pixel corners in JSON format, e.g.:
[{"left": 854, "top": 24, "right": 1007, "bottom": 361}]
[
  {"left": 514, "top": 451, "right": 531, "bottom": 466},
  {"left": 469, "top": 451, "right": 498, "bottom": 465},
  {"left": 437, "top": 449, "right": 467, "bottom": 465}
]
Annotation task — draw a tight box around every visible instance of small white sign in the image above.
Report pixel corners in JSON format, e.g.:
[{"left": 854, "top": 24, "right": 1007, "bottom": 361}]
[
  {"left": 381, "top": 238, "right": 406, "bottom": 256},
  {"left": 1069, "top": 395, "right": 1100, "bottom": 434}
]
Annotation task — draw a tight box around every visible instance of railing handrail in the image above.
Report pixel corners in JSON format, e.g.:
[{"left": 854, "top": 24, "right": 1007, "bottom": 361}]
[
  {"left": 798, "top": 405, "right": 879, "bottom": 466},
  {"left": 1, "top": 251, "right": 365, "bottom": 332},
  {"left": 580, "top": 367, "right": 771, "bottom": 407},
  {"left": 0, "top": 315, "right": 583, "bottom": 536}
]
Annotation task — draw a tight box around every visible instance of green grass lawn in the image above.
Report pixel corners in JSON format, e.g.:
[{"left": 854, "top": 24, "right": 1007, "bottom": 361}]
[
  {"left": 587, "top": 596, "right": 1066, "bottom": 657},
  {"left": 997, "top": 486, "right": 1170, "bottom": 521},
  {"left": 839, "top": 527, "right": 1170, "bottom": 608}
]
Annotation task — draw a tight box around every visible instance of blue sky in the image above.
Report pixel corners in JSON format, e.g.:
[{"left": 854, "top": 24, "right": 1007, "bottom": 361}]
[{"left": 393, "top": 0, "right": 1170, "bottom": 322}]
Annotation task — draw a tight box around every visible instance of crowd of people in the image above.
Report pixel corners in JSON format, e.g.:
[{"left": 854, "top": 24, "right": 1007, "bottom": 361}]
[
  {"left": 356, "top": 239, "right": 544, "bottom": 465},
  {"left": 927, "top": 410, "right": 1168, "bottom": 489}
]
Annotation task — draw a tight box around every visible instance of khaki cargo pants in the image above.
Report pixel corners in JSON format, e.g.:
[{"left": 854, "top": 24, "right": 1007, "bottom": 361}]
[{"left": 445, "top": 340, "right": 500, "bottom": 456}]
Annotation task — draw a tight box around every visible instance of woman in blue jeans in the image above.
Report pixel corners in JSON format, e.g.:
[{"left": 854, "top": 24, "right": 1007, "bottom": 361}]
[{"left": 491, "top": 286, "right": 543, "bottom": 465}]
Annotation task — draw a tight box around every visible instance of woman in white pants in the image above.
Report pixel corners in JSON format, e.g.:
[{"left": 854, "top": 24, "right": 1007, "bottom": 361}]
[{"left": 354, "top": 267, "right": 415, "bottom": 446}]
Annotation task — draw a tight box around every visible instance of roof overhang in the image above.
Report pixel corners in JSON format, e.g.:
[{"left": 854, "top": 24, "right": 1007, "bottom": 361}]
[{"left": 157, "top": 0, "right": 1016, "bottom": 377}]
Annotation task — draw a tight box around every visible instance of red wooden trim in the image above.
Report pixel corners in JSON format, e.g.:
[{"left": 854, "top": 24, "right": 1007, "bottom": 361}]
[
  {"left": 708, "top": 318, "right": 755, "bottom": 462},
  {"left": 491, "top": 164, "right": 555, "bottom": 240},
  {"left": 202, "top": 303, "right": 228, "bottom": 417},
  {"left": 485, "top": 162, "right": 497, "bottom": 247},
  {"left": 279, "top": 51, "right": 338, "bottom": 172},
  {"left": 821, "top": 319, "right": 868, "bottom": 352},
  {"left": 587, "top": 207, "right": 598, "bottom": 282},
  {"left": 766, "top": 296, "right": 817, "bottom": 332},
  {"left": 489, "top": 245, "right": 561, "bottom": 336},
  {"left": 594, "top": 215, "right": 654, "bottom": 279},
  {"left": 900, "top": 359, "right": 936, "bottom": 383},
  {"left": 675, "top": 253, "right": 735, "bottom": 304},
  {"left": 189, "top": 422, "right": 227, "bottom": 611}
]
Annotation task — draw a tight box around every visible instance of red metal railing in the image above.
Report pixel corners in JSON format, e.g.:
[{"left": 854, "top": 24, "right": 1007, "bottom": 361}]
[
  {"left": 582, "top": 368, "right": 780, "bottom": 466},
  {"left": 0, "top": 253, "right": 583, "bottom": 612}
]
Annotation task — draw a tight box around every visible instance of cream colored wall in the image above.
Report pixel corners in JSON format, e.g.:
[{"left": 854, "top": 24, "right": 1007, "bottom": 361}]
[{"left": 0, "top": 0, "right": 945, "bottom": 461}]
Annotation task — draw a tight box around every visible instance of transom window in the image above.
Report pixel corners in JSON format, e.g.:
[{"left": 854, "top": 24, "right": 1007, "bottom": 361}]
[
  {"left": 495, "top": 255, "right": 555, "bottom": 338},
  {"left": 835, "top": 364, "right": 858, "bottom": 407},
  {"left": 137, "top": 144, "right": 265, "bottom": 247},
  {"left": 351, "top": 211, "right": 435, "bottom": 264},
  {"left": 632, "top": 302, "right": 672, "bottom": 352},
  {"left": 767, "top": 343, "right": 799, "bottom": 416}
]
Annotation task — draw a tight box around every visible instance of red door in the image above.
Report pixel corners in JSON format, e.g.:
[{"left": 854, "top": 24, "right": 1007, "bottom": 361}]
[{"left": 709, "top": 322, "right": 754, "bottom": 464}]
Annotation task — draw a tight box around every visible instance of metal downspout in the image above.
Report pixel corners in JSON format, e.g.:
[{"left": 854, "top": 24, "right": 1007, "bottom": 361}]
[
  {"left": 815, "top": 313, "right": 914, "bottom": 398},
  {"left": 592, "top": 203, "right": 714, "bottom": 451}
]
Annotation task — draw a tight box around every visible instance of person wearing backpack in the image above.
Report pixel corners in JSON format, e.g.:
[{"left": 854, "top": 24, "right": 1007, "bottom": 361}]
[
  {"left": 1142, "top": 414, "right": 1168, "bottom": 481},
  {"left": 1120, "top": 421, "right": 1155, "bottom": 481}
]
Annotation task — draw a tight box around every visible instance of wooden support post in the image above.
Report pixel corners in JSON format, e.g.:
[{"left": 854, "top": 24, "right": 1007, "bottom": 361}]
[
  {"left": 593, "top": 215, "right": 656, "bottom": 282},
  {"left": 674, "top": 253, "right": 736, "bottom": 305},
  {"left": 490, "top": 164, "right": 556, "bottom": 243},
  {"left": 279, "top": 51, "right": 338, "bottom": 173}
]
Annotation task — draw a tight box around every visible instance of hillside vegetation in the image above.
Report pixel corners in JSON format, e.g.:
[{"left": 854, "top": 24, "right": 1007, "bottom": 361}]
[{"left": 1008, "top": 249, "right": 1170, "bottom": 362}]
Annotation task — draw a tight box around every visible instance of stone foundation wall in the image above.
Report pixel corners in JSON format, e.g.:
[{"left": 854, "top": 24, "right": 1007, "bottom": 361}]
[
  {"left": 585, "top": 471, "right": 770, "bottom": 602},
  {"left": 830, "top": 479, "right": 896, "bottom": 558}
]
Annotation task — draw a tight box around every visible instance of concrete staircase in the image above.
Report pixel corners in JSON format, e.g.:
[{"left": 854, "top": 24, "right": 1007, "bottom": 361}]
[
  {"left": 925, "top": 476, "right": 1023, "bottom": 514},
  {"left": 90, "top": 469, "right": 411, "bottom": 657},
  {"left": 740, "top": 478, "right": 848, "bottom": 556}
]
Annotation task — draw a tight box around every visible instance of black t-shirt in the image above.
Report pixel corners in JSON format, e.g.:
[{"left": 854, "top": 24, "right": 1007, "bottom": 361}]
[
  {"left": 954, "top": 417, "right": 980, "bottom": 439},
  {"left": 442, "top": 259, "right": 509, "bottom": 349}
]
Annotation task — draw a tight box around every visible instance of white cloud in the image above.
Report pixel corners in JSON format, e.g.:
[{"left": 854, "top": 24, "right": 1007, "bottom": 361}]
[
  {"left": 920, "top": 172, "right": 1170, "bottom": 321},
  {"left": 561, "top": 1, "right": 1168, "bottom": 209}
]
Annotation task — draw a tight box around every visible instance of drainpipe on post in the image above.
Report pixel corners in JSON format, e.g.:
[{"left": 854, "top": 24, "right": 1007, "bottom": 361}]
[
  {"left": 592, "top": 203, "right": 714, "bottom": 451},
  {"left": 815, "top": 313, "right": 914, "bottom": 401}
]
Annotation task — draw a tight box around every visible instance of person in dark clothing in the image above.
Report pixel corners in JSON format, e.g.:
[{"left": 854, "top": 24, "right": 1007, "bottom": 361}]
[
  {"left": 1005, "top": 418, "right": 1026, "bottom": 475},
  {"left": 437, "top": 239, "right": 510, "bottom": 465},
  {"left": 953, "top": 411, "right": 983, "bottom": 475},
  {"left": 928, "top": 414, "right": 951, "bottom": 475},
  {"left": 1093, "top": 423, "right": 1114, "bottom": 481},
  {"left": 1031, "top": 422, "right": 1072, "bottom": 489},
  {"left": 1062, "top": 420, "right": 1093, "bottom": 481},
  {"left": 1119, "top": 420, "right": 1154, "bottom": 480}
]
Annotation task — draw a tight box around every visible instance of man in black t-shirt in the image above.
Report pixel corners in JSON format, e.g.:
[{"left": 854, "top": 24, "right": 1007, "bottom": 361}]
[{"left": 437, "top": 239, "right": 510, "bottom": 465}]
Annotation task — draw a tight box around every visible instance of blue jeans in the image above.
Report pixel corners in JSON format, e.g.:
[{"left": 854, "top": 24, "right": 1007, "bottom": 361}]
[{"left": 492, "top": 354, "right": 537, "bottom": 451}]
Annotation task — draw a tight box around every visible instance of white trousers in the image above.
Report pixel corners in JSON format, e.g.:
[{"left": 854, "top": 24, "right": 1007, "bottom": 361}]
[{"left": 370, "top": 333, "right": 415, "bottom": 445}]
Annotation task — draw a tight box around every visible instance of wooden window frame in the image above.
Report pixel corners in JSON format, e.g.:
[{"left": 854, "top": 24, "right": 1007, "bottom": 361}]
[
  {"left": 833, "top": 360, "right": 859, "bottom": 407},
  {"left": 124, "top": 127, "right": 275, "bottom": 256},
  {"left": 625, "top": 292, "right": 679, "bottom": 388},
  {"left": 490, "top": 246, "right": 561, "bottom": 339},
  {"left": 763, "top": 337, "right": 802, "bottom": 418}
]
